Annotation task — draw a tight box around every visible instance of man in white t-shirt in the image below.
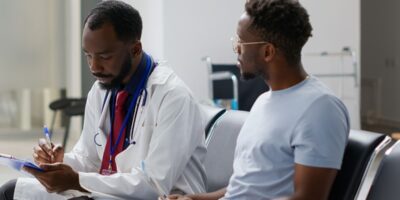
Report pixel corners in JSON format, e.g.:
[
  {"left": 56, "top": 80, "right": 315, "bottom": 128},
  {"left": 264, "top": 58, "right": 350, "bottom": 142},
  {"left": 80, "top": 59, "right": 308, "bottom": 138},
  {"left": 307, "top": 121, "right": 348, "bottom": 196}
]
[{"left": 169, "top": 0, "right": 349, "bottom": 199}]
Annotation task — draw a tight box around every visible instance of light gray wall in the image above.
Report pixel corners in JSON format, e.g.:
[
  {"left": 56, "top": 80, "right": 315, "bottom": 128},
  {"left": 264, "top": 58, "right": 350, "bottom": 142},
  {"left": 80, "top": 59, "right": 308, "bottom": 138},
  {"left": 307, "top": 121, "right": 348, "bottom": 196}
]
[
  {"left": 162, "top": 0, "right": 243, "bottom": 99},
  {"left": 124, "top": 0, "right": 165, "bottom": 60},
  {"left": 301, "top": 0, "right": 361, "bottom": 129},
  {"left": 0, "top": 0, "right": 67, "bottom": 127},
  {"left": 123, "top": 0, "right": 243, "bottom": 99},
  {"left": 0, "top": 1, "right": 66, "bottom": 91},
  {"left": 81, "top": 0, "right": 100, "bottom": 97}
]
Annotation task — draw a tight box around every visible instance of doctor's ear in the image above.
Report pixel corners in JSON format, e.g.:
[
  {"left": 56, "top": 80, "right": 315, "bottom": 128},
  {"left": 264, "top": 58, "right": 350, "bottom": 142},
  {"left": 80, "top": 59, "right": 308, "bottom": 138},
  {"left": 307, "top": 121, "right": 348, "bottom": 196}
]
[
  {"left": 130, "top": 41, "right": 142, "bottom": 57},
  {"left": 263, "top": 43, "right": 276, "bottom": 62}
]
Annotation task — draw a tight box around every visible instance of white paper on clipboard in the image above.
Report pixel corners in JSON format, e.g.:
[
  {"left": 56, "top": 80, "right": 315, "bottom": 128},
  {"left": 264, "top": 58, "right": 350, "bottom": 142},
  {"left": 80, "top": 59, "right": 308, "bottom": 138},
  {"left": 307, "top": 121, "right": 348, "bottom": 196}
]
[{"left": 0, "top": 153, "right": 43, "bottom": 174}]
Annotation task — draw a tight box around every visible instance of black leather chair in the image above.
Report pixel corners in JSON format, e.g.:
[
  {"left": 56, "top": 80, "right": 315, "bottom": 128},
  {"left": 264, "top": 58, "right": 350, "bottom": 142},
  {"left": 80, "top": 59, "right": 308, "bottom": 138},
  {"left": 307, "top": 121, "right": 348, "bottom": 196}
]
[
  {"left": 203, "top": 109, "right": 391, "bottom": 199},
  {"left": 49, "top": 98, "right": 86, "bottom": 147},
  {"left": 329, "top": 129, "right": 391, "bottom": 200},
  {"left": 203, "top": 110, "right": 248, "bottom": 192},
  {"left": 367, "top": 141, "right": 400, "bottom": 200}
]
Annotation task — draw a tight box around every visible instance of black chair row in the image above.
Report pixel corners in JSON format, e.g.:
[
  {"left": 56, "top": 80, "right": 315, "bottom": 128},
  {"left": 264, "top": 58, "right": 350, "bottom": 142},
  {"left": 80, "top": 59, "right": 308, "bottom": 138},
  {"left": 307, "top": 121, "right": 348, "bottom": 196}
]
[{"left": 200, "top": 106, "right": 398, "bottom": 200}]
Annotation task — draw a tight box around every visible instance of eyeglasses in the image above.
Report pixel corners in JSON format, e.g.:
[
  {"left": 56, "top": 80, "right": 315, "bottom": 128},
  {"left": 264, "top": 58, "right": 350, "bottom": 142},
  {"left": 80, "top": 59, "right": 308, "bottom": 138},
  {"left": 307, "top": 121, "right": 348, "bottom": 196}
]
[{"left": 231, "top": 36, "right": 268, "bottom": 54}]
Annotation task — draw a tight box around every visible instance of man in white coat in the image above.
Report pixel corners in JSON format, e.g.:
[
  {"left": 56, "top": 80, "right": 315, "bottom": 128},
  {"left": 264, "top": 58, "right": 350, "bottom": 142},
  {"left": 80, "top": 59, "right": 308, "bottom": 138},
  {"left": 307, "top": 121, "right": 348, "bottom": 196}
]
[{"left": 0, "top": 1, "right": 206, "bottom": 199}]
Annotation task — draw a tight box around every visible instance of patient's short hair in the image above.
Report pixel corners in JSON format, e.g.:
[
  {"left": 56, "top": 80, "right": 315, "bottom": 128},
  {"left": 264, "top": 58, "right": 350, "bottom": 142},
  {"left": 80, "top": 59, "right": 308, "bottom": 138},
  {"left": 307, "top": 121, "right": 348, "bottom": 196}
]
[{"left": 245, "top": 0, "right": 312, "bottom": 64}]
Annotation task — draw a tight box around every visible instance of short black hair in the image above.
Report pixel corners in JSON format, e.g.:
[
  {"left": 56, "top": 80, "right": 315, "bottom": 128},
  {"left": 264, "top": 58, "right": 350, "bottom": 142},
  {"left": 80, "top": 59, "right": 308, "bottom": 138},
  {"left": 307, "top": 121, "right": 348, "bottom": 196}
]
[
  {"left": 245, "top": 0, "right": 312, "bottom": 64},
  {"left": 84, "top": 0, "right": 142, "bottom": 41}
]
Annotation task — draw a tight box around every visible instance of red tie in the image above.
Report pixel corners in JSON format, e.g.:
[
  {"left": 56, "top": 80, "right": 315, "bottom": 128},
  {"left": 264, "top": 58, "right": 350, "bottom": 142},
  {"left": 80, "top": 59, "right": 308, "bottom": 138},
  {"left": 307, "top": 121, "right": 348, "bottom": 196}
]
[{"left": 100, "top": 90, "right": 129, "bottom": 175}]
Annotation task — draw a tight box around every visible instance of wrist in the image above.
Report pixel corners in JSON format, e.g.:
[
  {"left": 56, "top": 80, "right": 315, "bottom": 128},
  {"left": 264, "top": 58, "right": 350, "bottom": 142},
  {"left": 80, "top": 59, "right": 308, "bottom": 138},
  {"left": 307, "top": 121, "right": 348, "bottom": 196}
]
[{"left": 72, "top": 171, "right": 88, "bottom": 193}]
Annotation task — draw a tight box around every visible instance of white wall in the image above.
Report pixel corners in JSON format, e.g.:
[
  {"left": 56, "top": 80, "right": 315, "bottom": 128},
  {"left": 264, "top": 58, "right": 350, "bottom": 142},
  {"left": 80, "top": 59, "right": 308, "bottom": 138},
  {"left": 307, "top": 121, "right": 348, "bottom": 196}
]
[
  {"left": 162, "top": 0, "right": 244, "bottom": 99},
  {"left": 121, "top": 0, "right": 165, "bottom": 60},
  {"left": 0, "top": 1, "right": 51, "bottom": 91},
  {"left": 0, "top": 0, "right": 67, "bottom": 128},
  {"left": 0, "top": 0, "right": 67, "bottom": 90},
  {"left": 65, "top": 0, "right": 82, "bottom": 138},
  {"left": 300, "top": 0, "right": 361, "bottom": 129},
  {"left": 123, "top": 0, "right": 361, "bottom": 128},
  {"left": 123, "top": 0, "right": 244, "bottom": 99}
]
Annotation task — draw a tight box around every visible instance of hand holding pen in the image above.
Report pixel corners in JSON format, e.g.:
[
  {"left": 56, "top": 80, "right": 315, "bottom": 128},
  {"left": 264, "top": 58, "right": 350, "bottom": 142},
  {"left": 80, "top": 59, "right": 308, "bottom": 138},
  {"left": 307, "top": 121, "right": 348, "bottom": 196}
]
[
  {"left": 43, "top": 126, "right": 54, "bottom": 161},
  {"left": 32, "top": 125, "right": 65, "bottom": 165}
]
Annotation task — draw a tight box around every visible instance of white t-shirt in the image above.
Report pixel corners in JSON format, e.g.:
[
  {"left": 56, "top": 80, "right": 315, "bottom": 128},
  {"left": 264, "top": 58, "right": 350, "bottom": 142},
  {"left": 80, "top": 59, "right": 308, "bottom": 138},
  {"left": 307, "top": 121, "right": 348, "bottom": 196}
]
[{"left": 224, "top": 76, "right": 350, "bottom": 200}]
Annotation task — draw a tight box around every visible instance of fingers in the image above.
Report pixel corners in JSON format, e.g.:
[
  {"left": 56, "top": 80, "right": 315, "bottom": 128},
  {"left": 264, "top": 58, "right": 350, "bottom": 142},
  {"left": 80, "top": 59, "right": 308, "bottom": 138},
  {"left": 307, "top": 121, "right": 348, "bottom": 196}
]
[
  {"left": 39, "top": 162, "right": 66, "bottom": 171},
  {"left": 38, "top": 138, "right": 54, "bottom": 162},
  {"left": 39, "top": 163, "right": 58, "bottom": 171},
  {"left": 33, "top": 146, "right": 51, "bottom": 164},
  {"left": 52, "top": 144, "right": 63, "bottom": 153},
  {"left": 38, "top": 138, "right": 53, "bottom": 152},
  {"left": 28, "top": 169, "right": 56, "bottom": 193},
  {"left": 52, "top": 144, "right": 64, "bottom": 163},
  {"left": 167, "top": 194, "right": 181, "bottom": 199},
  {"left": 23, "top": 166, "right": 42, "bottom": 177}
]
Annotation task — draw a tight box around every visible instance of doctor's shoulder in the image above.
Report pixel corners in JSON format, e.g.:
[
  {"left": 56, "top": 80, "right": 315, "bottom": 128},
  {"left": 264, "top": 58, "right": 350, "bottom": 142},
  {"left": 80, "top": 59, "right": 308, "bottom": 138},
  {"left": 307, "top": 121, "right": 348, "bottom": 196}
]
[{"left": 151, "top": 65, "right": 196, "bottom": 101}]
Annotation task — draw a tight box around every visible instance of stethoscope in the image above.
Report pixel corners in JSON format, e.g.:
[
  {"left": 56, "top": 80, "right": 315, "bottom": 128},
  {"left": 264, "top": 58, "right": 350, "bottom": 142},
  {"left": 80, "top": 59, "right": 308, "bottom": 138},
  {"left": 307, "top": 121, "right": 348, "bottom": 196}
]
[
  {"left": 94, "top": 89, "right": 148, "bottom": 147},
  {"left": 93, "top": 54, "right": 153, "bottom": 147}
]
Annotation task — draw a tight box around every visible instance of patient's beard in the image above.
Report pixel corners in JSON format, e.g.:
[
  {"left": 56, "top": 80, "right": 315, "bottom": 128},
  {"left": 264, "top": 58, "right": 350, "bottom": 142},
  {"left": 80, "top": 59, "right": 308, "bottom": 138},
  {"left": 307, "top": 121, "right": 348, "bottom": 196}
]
[{"left": 241, "top": 72, "right": 257, "bottom": 80}]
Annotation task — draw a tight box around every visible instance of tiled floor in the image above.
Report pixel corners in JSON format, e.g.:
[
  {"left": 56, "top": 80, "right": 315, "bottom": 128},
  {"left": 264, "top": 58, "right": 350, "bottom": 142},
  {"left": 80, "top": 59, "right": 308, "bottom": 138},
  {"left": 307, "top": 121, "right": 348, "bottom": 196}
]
[{"left": 0, "top": 128, "right": 78, "bottom": 185}]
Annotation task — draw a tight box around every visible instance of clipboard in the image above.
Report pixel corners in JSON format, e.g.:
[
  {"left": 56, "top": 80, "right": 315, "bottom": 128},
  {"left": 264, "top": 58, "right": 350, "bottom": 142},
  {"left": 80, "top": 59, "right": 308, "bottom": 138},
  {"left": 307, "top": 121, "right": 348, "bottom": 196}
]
[{"left": 0, "top": 153, "right": 43, "bottom": 172}]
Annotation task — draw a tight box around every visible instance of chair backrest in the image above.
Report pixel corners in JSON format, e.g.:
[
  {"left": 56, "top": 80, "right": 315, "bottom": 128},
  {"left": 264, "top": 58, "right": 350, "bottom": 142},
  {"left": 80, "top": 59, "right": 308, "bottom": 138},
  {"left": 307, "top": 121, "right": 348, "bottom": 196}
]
[
  {"left": 199, "top": 104, "right": 226, "bottom": 138},
  {"left": 329, "top": 129, "right": 389, "bottom": 200},
  {"left": 49, "top": 98, "right": 86, "bottom": 111},
  {"left": 204, "top": 110, "right": 249, "bottom": 192},
  {"left": 367, "top": 141, "right": 400, "bottom": 200}
]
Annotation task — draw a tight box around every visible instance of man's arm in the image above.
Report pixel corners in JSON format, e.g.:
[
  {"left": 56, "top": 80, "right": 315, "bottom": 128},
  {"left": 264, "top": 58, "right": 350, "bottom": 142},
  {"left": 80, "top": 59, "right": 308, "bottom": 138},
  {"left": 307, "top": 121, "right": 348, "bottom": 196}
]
[
  {"left": 281, "top": 164, "right": 337, "bottom": 200},
  {"left": 23, "top": 163, "right": 89, "bottom": 194},
  {"left": 167, "top": 164, "right": 337, "bottom": 200},
  {"left": 288, "top": 96, "right": 348, "bottom": 200},
  {"left": 168, "top": 188, "right": 226, "bottom": 200}
]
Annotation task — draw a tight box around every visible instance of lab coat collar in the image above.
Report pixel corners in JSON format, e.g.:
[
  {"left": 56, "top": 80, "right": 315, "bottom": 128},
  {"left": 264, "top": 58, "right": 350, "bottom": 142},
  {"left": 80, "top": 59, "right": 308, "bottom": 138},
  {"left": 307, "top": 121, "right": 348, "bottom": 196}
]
[
  {"left": 97, "top": 64, "right": 173, "bottom": 136},
  {"left": 145, "top": 64, "right": 173, "bottom": 93}
]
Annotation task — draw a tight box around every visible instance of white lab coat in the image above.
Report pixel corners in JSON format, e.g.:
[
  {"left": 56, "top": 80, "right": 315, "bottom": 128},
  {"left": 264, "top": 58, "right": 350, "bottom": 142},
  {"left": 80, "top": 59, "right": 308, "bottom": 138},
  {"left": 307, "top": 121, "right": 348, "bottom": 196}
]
[{"left": 14, "top": 65, "right": 207, "bottom": 200}]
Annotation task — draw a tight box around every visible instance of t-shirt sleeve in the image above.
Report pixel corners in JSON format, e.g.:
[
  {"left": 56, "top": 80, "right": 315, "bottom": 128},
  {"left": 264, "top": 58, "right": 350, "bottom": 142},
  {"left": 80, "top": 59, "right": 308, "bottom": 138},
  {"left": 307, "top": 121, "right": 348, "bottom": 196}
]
[{"left": 291, "top": 95, "right": 350, "bottom": 169}]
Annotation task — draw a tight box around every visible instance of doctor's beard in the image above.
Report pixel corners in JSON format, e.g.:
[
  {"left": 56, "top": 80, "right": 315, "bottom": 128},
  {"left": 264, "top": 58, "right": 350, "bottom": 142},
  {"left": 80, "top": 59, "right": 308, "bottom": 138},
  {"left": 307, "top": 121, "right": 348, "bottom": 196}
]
[{"left": 97, "top": 53, "right": 132, "bottom": 90}]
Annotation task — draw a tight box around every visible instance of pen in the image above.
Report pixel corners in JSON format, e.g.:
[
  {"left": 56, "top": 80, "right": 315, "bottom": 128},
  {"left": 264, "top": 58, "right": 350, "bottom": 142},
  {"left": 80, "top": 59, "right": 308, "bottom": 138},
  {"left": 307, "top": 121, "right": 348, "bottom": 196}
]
[
  {"left": 0, "top": 153, "right": 15, "bottom": 159},
  {"left": 43, "top": 125, "right": 52, "bottom": 147},
  {"left": 43, "top": 125, "right": 54, "bottom": 162}
]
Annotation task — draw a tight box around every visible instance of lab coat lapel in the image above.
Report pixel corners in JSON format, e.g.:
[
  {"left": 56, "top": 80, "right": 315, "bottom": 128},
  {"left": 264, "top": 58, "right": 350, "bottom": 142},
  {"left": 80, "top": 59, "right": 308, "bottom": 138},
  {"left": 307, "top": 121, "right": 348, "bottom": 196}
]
[{"left": 96, "top": 91, "right": 112, "bottom": 156}]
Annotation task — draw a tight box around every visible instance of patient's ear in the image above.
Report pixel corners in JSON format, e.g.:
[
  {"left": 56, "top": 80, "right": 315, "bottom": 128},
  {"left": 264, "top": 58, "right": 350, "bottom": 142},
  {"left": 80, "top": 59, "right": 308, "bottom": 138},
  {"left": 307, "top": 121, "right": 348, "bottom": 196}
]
[{"left": 263, "top": 43, "right": 276, "bottom": 62}]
